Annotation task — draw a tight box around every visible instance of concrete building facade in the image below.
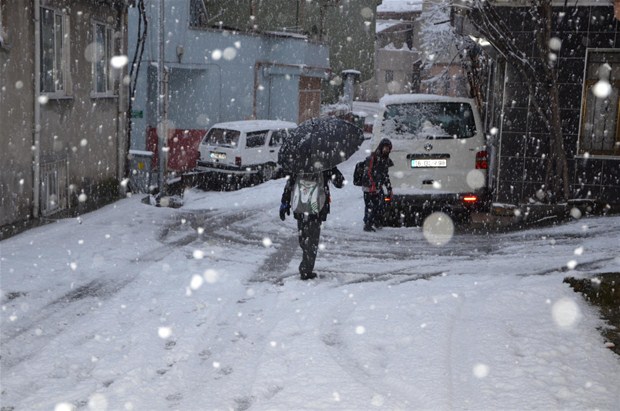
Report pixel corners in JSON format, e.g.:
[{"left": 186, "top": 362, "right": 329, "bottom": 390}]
[{"left": 1, "top": 0, "right": 129, "bottom": 234}]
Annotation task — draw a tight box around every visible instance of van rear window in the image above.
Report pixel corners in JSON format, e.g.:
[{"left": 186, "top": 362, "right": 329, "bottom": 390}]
[
  {"left": 382, "top": 102, "right": 476, "bottom": 139},
  {"left": 204, "top": 128, "right": 241, "bottom": 147}
]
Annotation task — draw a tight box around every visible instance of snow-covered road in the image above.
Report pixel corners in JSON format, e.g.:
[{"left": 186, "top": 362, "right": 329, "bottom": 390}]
[{"left": 2, "top": 144, "right": 620, "bottom": 410}]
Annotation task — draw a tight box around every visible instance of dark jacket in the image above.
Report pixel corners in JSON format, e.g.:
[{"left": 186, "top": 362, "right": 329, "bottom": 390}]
[
  {"left": 362, "top": 139, "right": 393, "bottom": 194},
  {"left": 281, "top": 167, "right": 345, "bottom": 221}
]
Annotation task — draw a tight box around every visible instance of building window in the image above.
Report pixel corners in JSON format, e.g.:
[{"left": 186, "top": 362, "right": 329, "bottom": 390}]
[
  {"left": 93, "top": 22, "right": 114, "bottom": 95},
  {"left": 40, "top": 7, "right": 71, "bottom": 95},
  {"left": 580, "top": 50, "right": 620, "bottom": 156},
  {"left": 40, "top": 159, "right": 68, "bottom": 216}
]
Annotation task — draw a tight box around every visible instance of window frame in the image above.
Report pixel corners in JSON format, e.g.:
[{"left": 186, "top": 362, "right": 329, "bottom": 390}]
[
  {"left": 578, "top": 49, "right": 620, "bottom": 158},
  {"left": 40, "top": 6, "right": 72, "bottom": 97},
  {"left": 91, "top": 20, "right": 116, "bottom": 98}
]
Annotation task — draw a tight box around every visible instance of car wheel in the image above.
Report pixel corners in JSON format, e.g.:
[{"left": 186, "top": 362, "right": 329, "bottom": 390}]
[
  {"left": 260, "top": 164, "right": 275, "bottom": 182},
  {"left": 222, "top": 174, "right": 238, "bottom": 191},
  {"left": 452, "top": 211, "right": 472, "bottom": 225},
  {"left": 382, "top": 206, "right": 401, "bottom": 227}
]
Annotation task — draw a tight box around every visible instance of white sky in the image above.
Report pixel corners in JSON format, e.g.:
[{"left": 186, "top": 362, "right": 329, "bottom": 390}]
[{"left": 2, "top": 139, "right": 620, "bottom": 410}]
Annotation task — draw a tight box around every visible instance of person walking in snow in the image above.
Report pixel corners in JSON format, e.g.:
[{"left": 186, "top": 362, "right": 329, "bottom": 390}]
[
  {"left": 279, "top": 167, "right": 345, "bottom": 280},
  {"left": 362, "top": 138, "right": 393, "bottom": 232}
]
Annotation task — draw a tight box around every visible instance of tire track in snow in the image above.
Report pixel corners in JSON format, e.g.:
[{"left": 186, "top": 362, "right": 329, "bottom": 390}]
[
  {"left": 1, "top": 276, "right": 135, "bottom": 370},
  {"left": 249, "top": 234, "right": 298, "bottom": 284},
  {"left": 165, "top": 208, "right": 300, "bottom": 284},
  {"left": 156, "top": 284, "right": 297, "bottom": 409}
]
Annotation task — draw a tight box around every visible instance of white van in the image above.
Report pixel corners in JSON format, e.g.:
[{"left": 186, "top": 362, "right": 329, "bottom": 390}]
[
  {"left": 371, "top": 94, "right": 490, "bottom": 225},
  {"left": 196, "top": 120, "right": 297, "bottom": 187}
]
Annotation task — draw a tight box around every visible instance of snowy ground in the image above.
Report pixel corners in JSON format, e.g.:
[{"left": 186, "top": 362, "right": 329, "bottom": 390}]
[{"left": 2, "top": 140, "right": 620, "bottom": 411}]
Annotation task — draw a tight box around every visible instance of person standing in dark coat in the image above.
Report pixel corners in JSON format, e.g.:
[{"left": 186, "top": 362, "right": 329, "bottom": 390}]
[
  {"left": 279, "top": 167, "right": 345, "bottom": 280},
  {"left": 362, "top": 138, "right": 393, "bottom": 232}
]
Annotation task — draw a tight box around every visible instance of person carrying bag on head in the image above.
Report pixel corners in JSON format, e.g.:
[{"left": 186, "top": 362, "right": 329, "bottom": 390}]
[
  {"left": 361, "top": 138, "right": 393, "bottom": 232},
  {"left": 279, "top": 167, "right": 345, "bottom": 280}
]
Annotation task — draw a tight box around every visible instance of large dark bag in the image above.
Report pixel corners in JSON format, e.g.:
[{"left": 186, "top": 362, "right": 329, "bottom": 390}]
[{"left": 353, "top": 160, "right": 365, "bottom": 186}]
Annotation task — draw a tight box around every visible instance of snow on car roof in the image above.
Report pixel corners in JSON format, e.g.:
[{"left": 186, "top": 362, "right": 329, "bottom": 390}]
[
  {"left": 379, "top": 94, "right": 475, "bottom": 107},
  {"left": 209, "top": 120, "right": 297, "bottom": 132}
]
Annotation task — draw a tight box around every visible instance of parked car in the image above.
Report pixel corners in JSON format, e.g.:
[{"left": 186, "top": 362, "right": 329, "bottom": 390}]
[
  {"left": 371, "top": 94, "right": 490, "bottom": 225},
  {"left": 195, "top": 120, "right": 297, "bottom": 188}
]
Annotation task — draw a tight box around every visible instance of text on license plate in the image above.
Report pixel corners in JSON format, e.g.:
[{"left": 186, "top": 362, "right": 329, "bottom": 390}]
[
  {"left": 210, "top": 152, "right": 226, "bottom": 160},
  {"left": 411, "top": 158, "right": 447, "bottom": 168}
]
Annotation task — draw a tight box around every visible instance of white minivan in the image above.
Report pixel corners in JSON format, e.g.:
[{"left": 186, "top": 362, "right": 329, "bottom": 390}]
[
  {"left": 371, "top": 94, "right": 490, "bottom": 225},
  {"left": 196, "top": 120, "right": 297, "bottom": 187}
]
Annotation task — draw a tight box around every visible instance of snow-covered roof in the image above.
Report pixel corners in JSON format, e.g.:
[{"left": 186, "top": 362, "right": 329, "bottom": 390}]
[
  {"left": 264, "top": 31, "right": 308, "bottom": 40},
  {"left": 210, "top": 120, "right": 297, "bottom": 132},
  {"left": 379, "top": 94, "right": 475, "bottom": 107},
  {"left": 376, "top": 19, "right": 408, "bottom": 33},
  {"left": 377, "top": 0, "right": 423, "bottom": 13}
]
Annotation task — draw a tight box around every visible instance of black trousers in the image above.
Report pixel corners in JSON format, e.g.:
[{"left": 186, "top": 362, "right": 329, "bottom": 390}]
[
  {"left": 364, "top": 192, "right": 382, "bottom": 227},
  {"left": 297, "top": 217, "right": 322, "bottom": 275}
]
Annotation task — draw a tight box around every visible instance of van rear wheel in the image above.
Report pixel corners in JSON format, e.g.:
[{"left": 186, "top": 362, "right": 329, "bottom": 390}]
[{"left": 260, "top": 164, "right": 275, "bottom": 182}]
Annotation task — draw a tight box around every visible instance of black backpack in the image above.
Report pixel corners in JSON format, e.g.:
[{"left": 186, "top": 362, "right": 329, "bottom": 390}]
[{"left": 353, "top": 160, "right": 365, "bottom": 186}]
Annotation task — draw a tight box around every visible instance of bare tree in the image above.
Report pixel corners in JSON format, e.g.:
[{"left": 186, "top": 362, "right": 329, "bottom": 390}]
[
  {"left": 418, "top": 0, "right": 478, "bottom": 97},
  {"left": 418, "top": 0, "right": 459, "bottom": 70},
  {"left": 464, "top": 0, "right": 570, "bottom": 203}
]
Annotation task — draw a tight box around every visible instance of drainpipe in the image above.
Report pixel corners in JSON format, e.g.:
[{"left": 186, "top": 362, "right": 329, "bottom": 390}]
[
  {"left": 495, "top": 61, "right": 509, "bottom": 204},
  {"left": 33, "top": 0, "right": 41, "bottom": 218},
  {"left": 117, "top": 5, "right": 128, "bottom": 188}
]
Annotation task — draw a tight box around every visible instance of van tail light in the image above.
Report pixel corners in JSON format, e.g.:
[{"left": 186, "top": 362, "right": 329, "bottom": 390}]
[
  {"left": 475, "top": 150, "right": 488, "bottom": 169},
  {"left": 463, "top": 195, "right": 478, "bottom": 204},
  {"left": 235, "top": 156, "right": 242, "bottom": 167}
]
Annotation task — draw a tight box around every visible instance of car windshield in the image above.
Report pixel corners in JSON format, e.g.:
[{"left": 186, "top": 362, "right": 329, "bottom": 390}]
[
  {"left": 382, "top": 102, "right": 476, "bottom": 139},
  {"left": 203, "top": 128, "right": 241, "bottom": 147}
]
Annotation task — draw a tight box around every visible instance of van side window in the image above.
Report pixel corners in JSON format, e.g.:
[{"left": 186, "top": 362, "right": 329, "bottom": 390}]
[
  {"left": 246, "top": 131, "right": 268, "bottom": 148},
  {"left": 269, "top": 129, "right": 289, "bottom": 147}
]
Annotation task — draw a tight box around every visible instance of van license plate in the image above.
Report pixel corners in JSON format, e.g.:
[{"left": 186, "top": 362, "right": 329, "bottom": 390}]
[
  {"left": 210, "top": 152, "right": 226, "bottom": 160},
  {"left": 411, "top": 159, "right": 447, "bottom": 168}
]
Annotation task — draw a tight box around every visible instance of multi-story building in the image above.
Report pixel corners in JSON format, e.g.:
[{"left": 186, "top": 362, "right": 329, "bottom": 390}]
[
  {"left": 453, "top": 0, "right": 620, "bottom": 210},
  {"left": 1, "top": 0, "right": 130, "bottom": 235},
  {"left": 360, "top": 0, "right": 470, "bottom": 101}
]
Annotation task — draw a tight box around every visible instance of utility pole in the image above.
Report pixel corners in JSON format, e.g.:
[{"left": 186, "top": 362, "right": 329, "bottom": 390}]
[{"left": 157, "top": 0, "right": 167, "bottom": 197}]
